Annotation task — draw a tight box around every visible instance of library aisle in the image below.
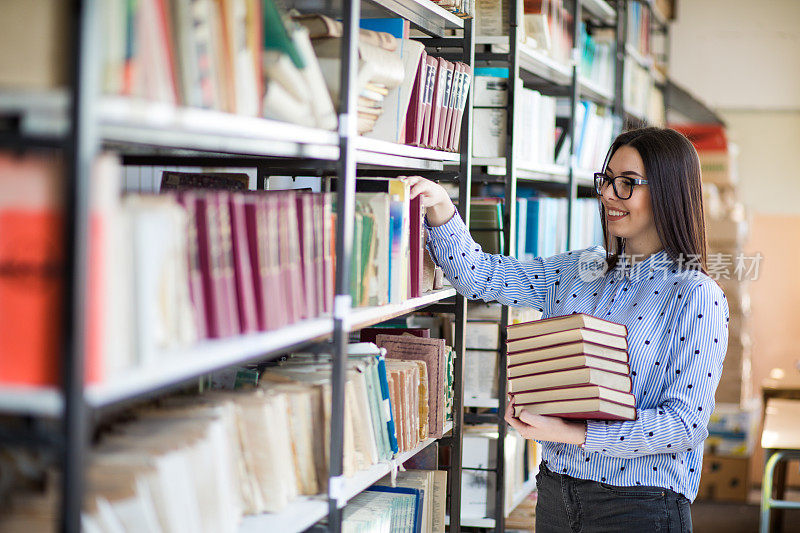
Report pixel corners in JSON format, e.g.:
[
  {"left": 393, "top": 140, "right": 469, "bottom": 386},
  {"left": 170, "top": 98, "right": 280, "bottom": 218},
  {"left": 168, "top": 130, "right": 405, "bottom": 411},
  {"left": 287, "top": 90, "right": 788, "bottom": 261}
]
[{"left": 1, "top": 1, "right": 799, "bottom": 532}]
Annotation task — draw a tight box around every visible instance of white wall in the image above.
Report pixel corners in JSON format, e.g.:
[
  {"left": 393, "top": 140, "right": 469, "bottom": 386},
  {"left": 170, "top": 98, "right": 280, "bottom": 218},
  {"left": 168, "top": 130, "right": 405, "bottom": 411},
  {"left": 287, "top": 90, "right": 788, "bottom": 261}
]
[
  {"left": 669, "top": 0, "right": 800, "bottom": 216},
  {"left": 669, "top": 0, "right": 800, "bottom": 110},
  {"left": 720, "top": 109, "right": 800, "bottom": 215}
]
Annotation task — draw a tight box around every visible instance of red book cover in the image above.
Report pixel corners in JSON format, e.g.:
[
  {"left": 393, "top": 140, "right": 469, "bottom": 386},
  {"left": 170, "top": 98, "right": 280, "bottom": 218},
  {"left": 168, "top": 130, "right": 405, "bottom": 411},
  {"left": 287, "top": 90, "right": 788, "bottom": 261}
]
[
  {"left": 176, "top": 191, "right": 208, "bottom": 339},
  {"left": 214, "top": 192, "right": 241, "bottom": 336},
  {"left": 426, "top": 57, "right": 448, "bottom": 148},
  {"left": 409, "top": 195, "right": 424, "bottom": 298},
  {"left": 228, "top": 193, "right": 258, "bottom": 333},
  {"left": 295, "top": 193, "right": 317, "bottom": 319},
  {"left": 195, "top": 194, "right": 227, "bottom": 338},
  {"left": 438, "top": 60, "right": 456, "bottom": 150},
  {"left": 0, "top": 211, "right": 63, "bottom": 386},
  {"left": 404, "top": 49, "right": 427, "bottom": 146},
  {"left": 418, "top": 56, "right": 438, "bottom": 148},
  {"left": 243, "top": 196, "right": 269, "bottom": 331}
]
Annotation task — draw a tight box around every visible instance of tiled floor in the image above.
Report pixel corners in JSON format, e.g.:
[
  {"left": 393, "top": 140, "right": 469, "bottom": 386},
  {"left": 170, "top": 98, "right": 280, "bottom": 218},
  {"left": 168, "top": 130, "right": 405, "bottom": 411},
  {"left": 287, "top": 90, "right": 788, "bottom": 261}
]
[{"left": 691, "top": 488, "right": 800, "bottom": 533}]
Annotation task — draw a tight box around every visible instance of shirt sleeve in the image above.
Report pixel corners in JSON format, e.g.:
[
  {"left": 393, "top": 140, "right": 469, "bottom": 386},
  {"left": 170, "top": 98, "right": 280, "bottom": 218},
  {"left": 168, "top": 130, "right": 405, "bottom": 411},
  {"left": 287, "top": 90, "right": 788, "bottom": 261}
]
[
  {"left": 425, "top": 211, "right": 599, "bottom": 313},
  {"left": 582, "top": 280, "right": 729, "bottom": 458}
]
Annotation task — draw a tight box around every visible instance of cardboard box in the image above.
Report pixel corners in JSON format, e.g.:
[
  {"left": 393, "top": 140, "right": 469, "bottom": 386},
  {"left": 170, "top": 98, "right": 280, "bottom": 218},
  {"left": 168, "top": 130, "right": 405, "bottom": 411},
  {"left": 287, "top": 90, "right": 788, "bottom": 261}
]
[
  {"left": 718, "top": 279, "right": 751, "bottom": 314},
  {"left": 698, "top": 150, "right": 738, "bottom": 186},
  {"left": 655, "top": 0, "right": 676, "bottom": 20},
  {"left": 0, "top": 1, "right": 70, "bottom": 89},
  {"left": 697, "top": 455, "right": 749, "bottom": 502},
  {"left": 706, "top": 217, "right": 749, "bottom": 247},
  {"left": 706, "top": 401, "right": 760, "bottom": 456},
  {"left": 716, "top": 332, "right": 752, "bottom": 405}
]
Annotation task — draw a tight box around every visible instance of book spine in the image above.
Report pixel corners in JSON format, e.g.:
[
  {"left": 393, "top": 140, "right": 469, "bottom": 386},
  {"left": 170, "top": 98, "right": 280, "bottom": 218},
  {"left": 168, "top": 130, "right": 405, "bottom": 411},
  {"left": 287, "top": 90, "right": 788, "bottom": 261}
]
[
  {"left": 229, "top": 194, "right": 258, "bottom": 333},
  {"left": 409, "top": 195, "right": 424, "bottom": 298},
  {"left": 215, "top": 192, "right": 241, "bottom": 336}
]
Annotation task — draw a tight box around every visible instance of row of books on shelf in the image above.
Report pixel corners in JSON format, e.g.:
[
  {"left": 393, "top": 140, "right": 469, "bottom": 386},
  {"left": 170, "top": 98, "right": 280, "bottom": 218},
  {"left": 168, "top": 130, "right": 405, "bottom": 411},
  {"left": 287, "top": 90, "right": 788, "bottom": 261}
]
[
  {"left": 468, "top": 194, "right": 601, "bottom": 262},
  {"left": 0, "top": 334, "right": 453, "bottom": 530},
  {"left": 0, "top": 153, "right": 443, "bottom": 386},
  {"left": 555, "top": 100, "right": 616, "bottom": 171},
  {"left": 473, "top": 73, "right": 558, "bottom": 166},
  {"left": 624, "top": 58, "right": 664, "bottom": 124},
  {"left": 626, "top": 0, "right": 652, "bottom": 59},
  {"left": 507, "top": 314, "right": 636, "bottom": 421},
  {"left": 338, "top": 469, "right": 447, "bottom": 532},
  {"left": 578, "top": 23, "right": 615, "bottom": 95},
  {"left": 95, "top": 0, "right": 472, "bottom": 151}
]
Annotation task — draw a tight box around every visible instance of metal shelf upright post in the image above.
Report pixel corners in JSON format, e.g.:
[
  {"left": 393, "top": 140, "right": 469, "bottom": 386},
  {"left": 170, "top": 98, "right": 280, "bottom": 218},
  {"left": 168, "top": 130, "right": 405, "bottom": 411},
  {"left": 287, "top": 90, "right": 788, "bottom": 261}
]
[
  {"left": 62, "top": 0, "right": 98, "bottom": 530},
  {"left": 447, "top": 14, "right": 476, "bottom": 533},
  {"left": 328, "top": 0, "right": 362, "bottom": 529},
  {"left": 565, "top": 0, "right": 583, "bottom": 247}
]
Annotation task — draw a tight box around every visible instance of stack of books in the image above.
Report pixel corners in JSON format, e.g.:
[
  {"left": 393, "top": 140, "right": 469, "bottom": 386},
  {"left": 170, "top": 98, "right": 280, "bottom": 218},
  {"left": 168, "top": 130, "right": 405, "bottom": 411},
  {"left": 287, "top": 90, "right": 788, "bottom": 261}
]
[{"left": 507, "top": 314, "right": 637, "bottom": 421}]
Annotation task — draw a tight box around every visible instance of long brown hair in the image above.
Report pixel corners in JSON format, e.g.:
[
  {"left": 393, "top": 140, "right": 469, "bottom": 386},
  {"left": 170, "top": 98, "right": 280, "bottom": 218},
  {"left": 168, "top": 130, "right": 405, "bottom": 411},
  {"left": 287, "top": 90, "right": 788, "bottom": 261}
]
[{"left": 599, "top": 127, "right": 708, "bottom": 273}]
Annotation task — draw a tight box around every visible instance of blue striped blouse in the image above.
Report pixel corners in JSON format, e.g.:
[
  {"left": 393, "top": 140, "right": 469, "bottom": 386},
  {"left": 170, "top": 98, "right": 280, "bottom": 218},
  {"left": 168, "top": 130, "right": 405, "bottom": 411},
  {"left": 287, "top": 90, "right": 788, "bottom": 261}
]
[{"left": 426, "top": 212, "right": 729, "bottom": 502}]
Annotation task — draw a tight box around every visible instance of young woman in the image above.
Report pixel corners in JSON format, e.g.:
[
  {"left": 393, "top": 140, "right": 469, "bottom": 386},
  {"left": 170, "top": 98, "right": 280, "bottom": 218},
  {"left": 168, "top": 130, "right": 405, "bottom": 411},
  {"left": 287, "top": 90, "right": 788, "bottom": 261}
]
[{"left": 408, "top": 127, "right": 728, "bottom": 532}]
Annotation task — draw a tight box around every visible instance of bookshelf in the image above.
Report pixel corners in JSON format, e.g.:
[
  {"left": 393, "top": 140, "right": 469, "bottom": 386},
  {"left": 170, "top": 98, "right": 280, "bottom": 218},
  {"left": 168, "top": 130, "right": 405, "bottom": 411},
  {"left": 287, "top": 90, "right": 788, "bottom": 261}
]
[
  {"left": 241, "top": 421, "right": 454, "bottom": 533},
  {"left": 0, "top": 1, "right": 728, "bottom": 531},
  {"left": 0, "top": 0, "right": 473, "bottom": 532}
]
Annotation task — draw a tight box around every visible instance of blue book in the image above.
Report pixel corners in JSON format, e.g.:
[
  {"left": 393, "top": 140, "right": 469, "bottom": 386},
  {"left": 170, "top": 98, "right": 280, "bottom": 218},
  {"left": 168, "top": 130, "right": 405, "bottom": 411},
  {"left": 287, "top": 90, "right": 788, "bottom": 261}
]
[
  {"left": 374, "top": 352, "right": 399, "bottom": 453},
  {"left": 360, "top": 18, "right": 408, "bottom": 39},
  {"left": 368, "top": 486, "right": 423, "bottom": 533},
  {"left": 526, "top": 196, "right": 540, "bottom": 258}
]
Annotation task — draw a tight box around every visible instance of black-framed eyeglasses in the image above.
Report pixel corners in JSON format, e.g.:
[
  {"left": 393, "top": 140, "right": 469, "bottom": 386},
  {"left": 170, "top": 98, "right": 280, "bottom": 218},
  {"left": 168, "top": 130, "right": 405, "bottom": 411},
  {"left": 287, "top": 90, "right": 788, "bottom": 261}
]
[{"left": 593, "top": 172, "right": 648, "bottom": 200}]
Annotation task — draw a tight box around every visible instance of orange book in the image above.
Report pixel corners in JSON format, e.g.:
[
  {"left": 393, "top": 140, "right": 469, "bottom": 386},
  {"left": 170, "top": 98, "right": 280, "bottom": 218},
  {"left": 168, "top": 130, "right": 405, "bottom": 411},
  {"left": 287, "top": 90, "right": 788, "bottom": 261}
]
[{"left": 0, "top": 154, "right": 64, "bottom": 386}]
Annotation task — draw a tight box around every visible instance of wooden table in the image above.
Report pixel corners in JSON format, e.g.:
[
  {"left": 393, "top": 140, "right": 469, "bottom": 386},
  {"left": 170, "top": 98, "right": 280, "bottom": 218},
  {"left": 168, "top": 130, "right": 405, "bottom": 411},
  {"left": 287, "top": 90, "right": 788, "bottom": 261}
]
[{"left": 760, "top": 398, "right": 800, "bottom": 533}]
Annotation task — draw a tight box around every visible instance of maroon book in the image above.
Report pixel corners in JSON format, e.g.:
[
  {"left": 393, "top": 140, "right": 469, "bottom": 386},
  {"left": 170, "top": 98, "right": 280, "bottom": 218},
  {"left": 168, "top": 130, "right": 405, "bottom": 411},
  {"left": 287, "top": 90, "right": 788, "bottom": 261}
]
[
  {"left": 409, "top": 195, "right": 425, "bottom": 298},
  {"left": 360, "top": 327, "right": 430, "bottom": 344},
  {"left": 309, "top": 192, "right": 325, "bottom": 318},
  {"left": 243, "top": 196, "right": 270, "bottom": 331},
  {"left": 295, "top": 193, "right": 317, "bottom": 319},
  {"left": 262, "top": 194, "right": 288, "bottom": 329},
  {"left": 194, "top": 194, "right": 227, "bottom": 338},
  {"left": 275, "top": 191, "right": 304, "bottom": 324},
  {"left": 320, "top": 193, "right": 334, "bottom": 314},
  {"left": 228, "top": 194, "right": 258, "bottom": 334},
  {"left": 450, "top": 63, "right": 471, "bottom": 152},
  {"left": 213, "top": 192, "right": 240, "bottom": 337},
  {"left": 438, "top": 61, "right": 457, "bottom": 150},
  {"left": 417, "top": 56, "right": 437, "bottom": 148},
  {"left": 176, "top": 191, "right": 207, "bottom": 339},
  {"left": 426, "top": 57, "right": 447, "bottom": 148},
  {"left": 404, "top": 49, "right": 427, "bottom": 146}
]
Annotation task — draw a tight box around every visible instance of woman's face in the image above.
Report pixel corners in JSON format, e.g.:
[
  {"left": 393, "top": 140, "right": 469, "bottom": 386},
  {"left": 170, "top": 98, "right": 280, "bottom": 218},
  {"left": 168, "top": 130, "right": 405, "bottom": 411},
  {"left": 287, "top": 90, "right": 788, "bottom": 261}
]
[{"left": 598, "top": 145, "right": 659, "bottom": 249}]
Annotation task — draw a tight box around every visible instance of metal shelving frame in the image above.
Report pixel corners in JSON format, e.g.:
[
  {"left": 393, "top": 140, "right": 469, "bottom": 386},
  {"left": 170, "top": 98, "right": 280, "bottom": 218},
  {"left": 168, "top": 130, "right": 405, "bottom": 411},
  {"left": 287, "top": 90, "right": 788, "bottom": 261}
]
[{"left": 0, "top": 0, "right": 472, "bottom": 531}]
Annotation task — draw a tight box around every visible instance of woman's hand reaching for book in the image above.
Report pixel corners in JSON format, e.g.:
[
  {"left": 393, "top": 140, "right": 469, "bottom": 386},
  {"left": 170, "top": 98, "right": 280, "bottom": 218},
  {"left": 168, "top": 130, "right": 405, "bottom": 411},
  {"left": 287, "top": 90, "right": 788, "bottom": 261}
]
[
  {"left": 404, "top": 176, "right": 456, "bottom": 227},
  {"left": 504, "top": 396, "right": 587, "bottom": 446}
]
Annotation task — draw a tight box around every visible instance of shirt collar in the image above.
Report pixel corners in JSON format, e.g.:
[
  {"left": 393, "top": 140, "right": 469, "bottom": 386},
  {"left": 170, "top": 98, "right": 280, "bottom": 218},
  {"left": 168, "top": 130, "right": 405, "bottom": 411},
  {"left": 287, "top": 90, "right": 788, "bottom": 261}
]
[{"left": 615, "top": 248, "right": 676, "bottom": 283}]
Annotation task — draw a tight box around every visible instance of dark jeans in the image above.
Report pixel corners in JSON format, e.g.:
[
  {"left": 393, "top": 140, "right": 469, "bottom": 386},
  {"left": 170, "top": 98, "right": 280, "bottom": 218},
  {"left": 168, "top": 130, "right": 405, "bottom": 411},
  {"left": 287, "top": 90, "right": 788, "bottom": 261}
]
[{"left": 534, "top": 463, "right": 692, "bottom": 532}]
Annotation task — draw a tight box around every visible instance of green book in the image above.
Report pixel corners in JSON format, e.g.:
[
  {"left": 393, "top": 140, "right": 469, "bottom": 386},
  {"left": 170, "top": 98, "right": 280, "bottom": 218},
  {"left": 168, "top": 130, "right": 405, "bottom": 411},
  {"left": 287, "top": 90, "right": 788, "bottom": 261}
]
[{"left": 262, "top": 0, "right": 305, "bottom": 68}]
